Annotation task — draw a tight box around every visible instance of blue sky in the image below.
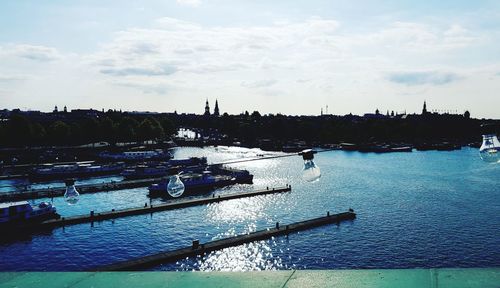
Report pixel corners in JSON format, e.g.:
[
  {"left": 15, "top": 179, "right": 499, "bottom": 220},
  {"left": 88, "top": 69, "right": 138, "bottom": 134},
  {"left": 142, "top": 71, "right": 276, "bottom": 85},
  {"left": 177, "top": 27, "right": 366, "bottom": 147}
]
[{"left": 0, "top": 0, "right": 499, "bottom": 118}]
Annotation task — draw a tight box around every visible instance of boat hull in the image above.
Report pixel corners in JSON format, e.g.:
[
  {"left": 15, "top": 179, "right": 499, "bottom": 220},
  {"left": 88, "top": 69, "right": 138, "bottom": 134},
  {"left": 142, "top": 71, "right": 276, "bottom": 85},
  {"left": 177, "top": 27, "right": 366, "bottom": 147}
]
[{"left": 148, "top": 175, "right": 253, "bottom": 198}]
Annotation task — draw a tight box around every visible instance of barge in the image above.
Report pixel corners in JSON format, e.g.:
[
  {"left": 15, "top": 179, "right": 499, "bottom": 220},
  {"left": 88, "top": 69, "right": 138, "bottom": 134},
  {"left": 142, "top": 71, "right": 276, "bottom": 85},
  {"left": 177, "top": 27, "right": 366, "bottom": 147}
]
[
  {"left": 0, "top": 201, "right": 60, "bottom": 227},
  {"left": 30, "top": 162, "right": 125, "bottom": 181}
]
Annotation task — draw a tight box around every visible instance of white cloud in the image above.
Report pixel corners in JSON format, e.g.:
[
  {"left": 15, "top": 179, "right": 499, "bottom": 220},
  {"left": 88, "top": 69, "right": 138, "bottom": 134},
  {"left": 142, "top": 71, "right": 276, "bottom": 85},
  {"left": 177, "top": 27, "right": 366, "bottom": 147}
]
[
  {"left": 176, "top": 0, "right": 201, "bottom": 8},
  {"left": 1, "top": 15, "right": 498, "bottom": 117},
  {"left": 0, "top": 44, "right": 61, "bottom": 61},
  {"left": 387, "top": 71, "right": 462, "bottom": 86},
  {"left": 241, "top": 79, "right": 277, "bottom": 88},
  {"left": 100, "top": 64, "right": 177, "bottom": 76}
]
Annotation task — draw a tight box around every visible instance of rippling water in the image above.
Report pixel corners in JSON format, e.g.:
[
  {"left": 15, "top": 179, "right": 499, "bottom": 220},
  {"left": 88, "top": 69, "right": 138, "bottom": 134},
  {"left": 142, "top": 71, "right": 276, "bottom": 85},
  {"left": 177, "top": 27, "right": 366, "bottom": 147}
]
[{"left": 0, "top": 146, "right": 498, "bottom": 271}]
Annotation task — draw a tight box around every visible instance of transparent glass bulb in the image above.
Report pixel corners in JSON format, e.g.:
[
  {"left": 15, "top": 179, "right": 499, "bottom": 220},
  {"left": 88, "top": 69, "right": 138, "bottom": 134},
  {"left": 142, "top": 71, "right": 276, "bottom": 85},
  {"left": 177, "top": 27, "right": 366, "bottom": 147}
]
[
  {"left": 302, "top": 159, "right": 321, "bottom": 182},
  {"left": 479, "top": 134, "right": 500, "bottom": 163},
  {"left": 167, "top": 175, "right": 185, "bottom": 197},
  {"left": 64, "top": 184, "right": 80, "bottom": 205}
]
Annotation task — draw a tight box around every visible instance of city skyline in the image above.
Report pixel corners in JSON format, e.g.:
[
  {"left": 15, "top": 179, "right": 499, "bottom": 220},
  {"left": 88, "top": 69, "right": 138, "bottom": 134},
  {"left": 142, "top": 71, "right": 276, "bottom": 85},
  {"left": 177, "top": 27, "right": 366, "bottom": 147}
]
[{"left": 1, "top": 1, "right": 500, "bottom": 118}]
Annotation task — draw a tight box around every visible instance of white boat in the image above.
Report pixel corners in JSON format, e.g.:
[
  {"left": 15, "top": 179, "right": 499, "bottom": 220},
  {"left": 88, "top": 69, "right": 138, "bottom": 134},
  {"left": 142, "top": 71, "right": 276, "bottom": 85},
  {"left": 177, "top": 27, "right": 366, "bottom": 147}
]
[
  {"left": 99, "top": 150, "right": 172, "bottom": 161},
  {"left": 31, "top": 162, "right": 125, "bottom": 181},
  {"left": 0, "top": 201, "right": 59, "bottom": 226}
]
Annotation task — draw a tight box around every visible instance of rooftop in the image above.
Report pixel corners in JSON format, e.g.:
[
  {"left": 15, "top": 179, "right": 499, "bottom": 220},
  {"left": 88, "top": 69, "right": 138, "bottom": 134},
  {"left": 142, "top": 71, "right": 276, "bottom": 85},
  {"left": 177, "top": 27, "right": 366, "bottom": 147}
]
[{"left": 0, "top": 268, "right": 498, "bottom": 288}]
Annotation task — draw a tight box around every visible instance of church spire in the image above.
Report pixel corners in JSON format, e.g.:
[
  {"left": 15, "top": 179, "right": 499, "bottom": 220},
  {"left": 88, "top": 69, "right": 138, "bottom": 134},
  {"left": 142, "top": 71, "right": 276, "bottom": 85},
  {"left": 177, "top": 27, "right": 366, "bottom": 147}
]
[
  {"left": 204, "top": 98, "right": 210, "bottom": 116},
  {"left": 214, "top": 99, "right": 220, "bottom": 116},
  {"left": 422, "top": 101, "right": 428, "bottom": 114}
]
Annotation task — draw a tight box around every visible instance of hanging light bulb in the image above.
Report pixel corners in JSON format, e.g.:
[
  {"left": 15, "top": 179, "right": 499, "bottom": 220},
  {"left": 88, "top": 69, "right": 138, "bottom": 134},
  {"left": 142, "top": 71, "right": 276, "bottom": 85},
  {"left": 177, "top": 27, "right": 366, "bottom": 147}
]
[
  {"left": 480, "top": 134, "right": 500, "bottom": 163},
  {"left": 64, "top": 178, "right": 80, "bottom": 205},
  {"left": 167, "top": 167, "right": 185, "bottom": 197},
  {"left": 299, "top": 149, "right": 321, "bottom": 182}
]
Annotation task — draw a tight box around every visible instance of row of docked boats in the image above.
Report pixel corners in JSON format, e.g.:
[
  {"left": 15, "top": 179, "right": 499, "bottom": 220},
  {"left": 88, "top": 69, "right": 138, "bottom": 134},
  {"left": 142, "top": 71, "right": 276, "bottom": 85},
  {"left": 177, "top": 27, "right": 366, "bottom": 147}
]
[
  {"left": 31, "top": 162, "right": 125, "bottom": 181},
  {"left": 339, "top": 143, "right": 413, "bottom": 153},
  {"left": 98, "top": 149, "right": 172, "bottom": 162},
  {"left": 337, "top": 142, "right": 462, "bottom": 153},
  {"left": 28, "top": 156, "right": 207, "bottom": 182},
  {"left": 121, "top": 157, "right": 207, "bottom": 180}
]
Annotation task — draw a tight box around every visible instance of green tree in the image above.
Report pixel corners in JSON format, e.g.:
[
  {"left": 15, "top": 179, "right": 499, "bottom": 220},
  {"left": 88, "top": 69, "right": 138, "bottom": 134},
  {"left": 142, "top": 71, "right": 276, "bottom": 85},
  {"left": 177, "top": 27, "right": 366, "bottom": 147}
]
[
  {"left": 117, "top": 117, "right": 139, "bottom": 142},
  {"left": 31, "top": 122, "right": 47, "bottom": 145},
  {"left": 7, "top": 114, "right": 33, "bottom": 146},
  {"left": 48, "top": 121, "right": 71, "bottom": 145},
  {"left": 137, "top": 118, "right": 155, "bottom": 142},
  {"left": 98, "top": 117, "right": 117, "bottom": 144}
]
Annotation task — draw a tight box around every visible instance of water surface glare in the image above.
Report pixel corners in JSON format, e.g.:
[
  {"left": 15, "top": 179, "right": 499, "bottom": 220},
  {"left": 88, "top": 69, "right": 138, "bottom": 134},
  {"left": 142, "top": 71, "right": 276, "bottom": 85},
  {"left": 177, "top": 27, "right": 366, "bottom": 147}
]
[{"left": 0, "top": 147, "right": 498, "bottom": 271}]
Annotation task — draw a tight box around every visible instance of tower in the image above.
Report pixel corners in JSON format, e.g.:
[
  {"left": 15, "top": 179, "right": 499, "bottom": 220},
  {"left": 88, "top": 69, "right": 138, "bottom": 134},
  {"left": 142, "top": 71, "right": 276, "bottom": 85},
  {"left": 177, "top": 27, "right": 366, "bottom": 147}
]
[
  {"left": 204, "top": 99, "right": 210, "bottom": 116},
  {"left": 53, "top": 105, "right": 58, "bottom": 113},
  {"left": 422, "top": 101, "right": 427, "bottom": 114},
  {"left": 213, "top": 99, "right": 220, "bottom": 116}
]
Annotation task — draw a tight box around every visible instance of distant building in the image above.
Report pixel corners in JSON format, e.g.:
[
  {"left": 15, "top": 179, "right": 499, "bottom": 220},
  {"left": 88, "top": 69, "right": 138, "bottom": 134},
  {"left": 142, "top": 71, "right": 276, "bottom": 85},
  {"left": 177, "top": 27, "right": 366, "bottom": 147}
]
[
  {"left": 204, "top": 99, "right": 210, "bottom": 116},
  {"left": 53, "top": 106, "right": 58, "bottom": 113},
  {"left": 422, "top": 101, "right": 428, "bottom": 115},
  {"left": 213, "top": 99, "right": 220, "bottom": 116},
  {"left": 363, "top": 109, "right": 386, "bottom": 119}
]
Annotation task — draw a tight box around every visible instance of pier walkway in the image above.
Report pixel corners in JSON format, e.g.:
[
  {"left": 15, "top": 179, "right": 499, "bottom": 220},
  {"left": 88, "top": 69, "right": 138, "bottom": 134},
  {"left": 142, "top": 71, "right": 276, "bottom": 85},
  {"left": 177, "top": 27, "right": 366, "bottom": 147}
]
[
  {"left": 33, "top": 186, "right": 291, "bottom": 229},
  {"left": 1, "top": 268, "right": 497, "bottom": 288},
  {"left": 95, "top": 210, "right": 355, "bottom": 271},
  {"left": 0, "top": 178, "right": 161, "bottom": 201}
]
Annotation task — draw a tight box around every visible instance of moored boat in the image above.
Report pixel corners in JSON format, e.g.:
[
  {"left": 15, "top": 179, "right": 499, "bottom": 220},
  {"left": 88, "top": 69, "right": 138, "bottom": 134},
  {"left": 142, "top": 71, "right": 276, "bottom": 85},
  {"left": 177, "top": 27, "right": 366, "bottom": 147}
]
[
  {"left": 0, "top": 201, "right": 60, "bottom": 227},
  {"left": 121, "top": 157, "right": 207, "bottom": 179},
  {"left": 99, "top": 149, "right": 172, "bottom": 161},
  {"left": 148, "top": 167, "right": 253, "bottom": 197},
  {"left": 30, "top": 162, "right": 125, "bottom": 181}
]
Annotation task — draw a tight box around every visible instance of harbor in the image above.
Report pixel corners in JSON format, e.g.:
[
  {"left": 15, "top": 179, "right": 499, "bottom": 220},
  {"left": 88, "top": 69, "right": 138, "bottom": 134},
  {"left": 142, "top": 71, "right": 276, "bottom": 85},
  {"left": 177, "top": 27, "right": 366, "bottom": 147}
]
[
  {"left": 0, "top": 146, "right": 497, "bottom": 271},
  {"left": 0, "top": 0, "right": 499, "bottom": 284}
]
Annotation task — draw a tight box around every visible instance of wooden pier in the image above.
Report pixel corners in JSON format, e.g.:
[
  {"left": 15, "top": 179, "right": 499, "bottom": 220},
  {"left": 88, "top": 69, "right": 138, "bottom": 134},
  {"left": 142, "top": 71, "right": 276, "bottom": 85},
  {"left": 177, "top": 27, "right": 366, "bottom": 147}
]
[
  {"left": 0, "top": 178, "right": 162, "bottom": 202},
  {"left": 0, "top": 174, "right": 29, "bottom": 180},
  {"left": 94, "top": 210, "right": 356, "bottom": 271},
  {"left": 29, "top": 186, "right": 292, "bottom": 229}
]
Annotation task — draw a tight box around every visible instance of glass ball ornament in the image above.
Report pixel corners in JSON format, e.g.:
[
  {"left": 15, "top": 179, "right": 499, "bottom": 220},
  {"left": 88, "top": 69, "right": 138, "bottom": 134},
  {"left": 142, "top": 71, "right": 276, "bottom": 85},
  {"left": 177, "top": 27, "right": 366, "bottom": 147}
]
[
  {"left": 302, "top": 159, "right": 321, "bottom": 182},
  {"left": 167, "top": 175, "right": 185, "bottom": 197},
  {"left": 480, "top": 134, "right": 500, "bottom": 163},
  {"left": 63, "top": 179, "right": 80, "bottom": 205},
  {"left": 300, "top": 149, "right": 321, "bottom": 182}
]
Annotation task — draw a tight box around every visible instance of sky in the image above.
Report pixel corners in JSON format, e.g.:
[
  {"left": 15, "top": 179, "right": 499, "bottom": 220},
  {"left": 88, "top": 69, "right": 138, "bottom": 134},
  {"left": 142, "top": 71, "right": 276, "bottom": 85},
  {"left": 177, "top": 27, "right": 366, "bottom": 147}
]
[{"left": 0, "top": 0, "right": 499, "bottom": 118}]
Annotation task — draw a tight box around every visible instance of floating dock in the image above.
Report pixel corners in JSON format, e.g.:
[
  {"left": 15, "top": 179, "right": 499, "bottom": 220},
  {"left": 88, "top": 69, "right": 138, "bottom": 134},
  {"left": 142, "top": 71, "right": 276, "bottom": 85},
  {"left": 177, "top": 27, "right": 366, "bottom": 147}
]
[
  {"left": 0, "top": 178, "right": 162, "bottom": 202},
  {"left": 0, "top": 174, "right": 29, "bottom": 180},
  {"left": 94, "top": 210, "right": 356, "bottom": 271},
  {"left": 27, "top": 186, "right": 291, "bottom": 230}
]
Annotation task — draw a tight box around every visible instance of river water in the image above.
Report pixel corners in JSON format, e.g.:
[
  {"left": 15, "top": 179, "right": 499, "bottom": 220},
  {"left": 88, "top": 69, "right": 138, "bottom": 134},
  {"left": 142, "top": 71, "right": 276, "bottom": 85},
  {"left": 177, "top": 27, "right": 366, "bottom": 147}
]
[{"left": 0, "top": 146, "right": 498, "bottom": 271}]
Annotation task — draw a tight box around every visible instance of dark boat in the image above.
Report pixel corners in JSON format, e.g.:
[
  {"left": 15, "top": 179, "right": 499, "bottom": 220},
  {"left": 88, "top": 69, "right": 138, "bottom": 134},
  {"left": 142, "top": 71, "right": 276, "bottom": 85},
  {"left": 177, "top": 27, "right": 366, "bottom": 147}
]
[
  {"left": 358, "top": 144, "right": 413, "bottom": 153},
  {"left": 30, "top": 162, "right": 125, "bottom": 181},
  {"left": 121, "top": 157, "right": 207, "bottom": 180},
  {"left": 99, "top": 149, "right": 172, "bottom": 162},
  {"left": 416, "top": 143, "right": 461, "bottom": 151},
  {"left": 0, "top": 201, "right": 60, "bottom": 228},
  {"left": 148, "top": 166, "right": 253, "bottom": 198}
]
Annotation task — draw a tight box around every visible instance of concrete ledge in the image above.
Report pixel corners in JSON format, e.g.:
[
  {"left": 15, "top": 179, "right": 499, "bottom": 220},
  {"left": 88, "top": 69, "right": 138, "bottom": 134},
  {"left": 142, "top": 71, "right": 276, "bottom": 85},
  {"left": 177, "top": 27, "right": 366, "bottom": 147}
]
[{"left": 0, "top": 268, "right": 498, "bottom": 288}]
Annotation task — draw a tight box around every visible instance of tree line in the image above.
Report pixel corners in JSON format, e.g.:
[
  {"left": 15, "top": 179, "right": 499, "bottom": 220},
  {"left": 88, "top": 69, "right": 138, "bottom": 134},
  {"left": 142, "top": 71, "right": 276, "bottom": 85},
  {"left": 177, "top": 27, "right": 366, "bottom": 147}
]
[
  {"left": 178, "top": 112, "right": 494, "bottom": 145},
  {"left": 0, "top": 110, "right": 497, "bottom": 148},
  {"left": 0, "top": 112, "right": 176, "bottom": 147}
]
